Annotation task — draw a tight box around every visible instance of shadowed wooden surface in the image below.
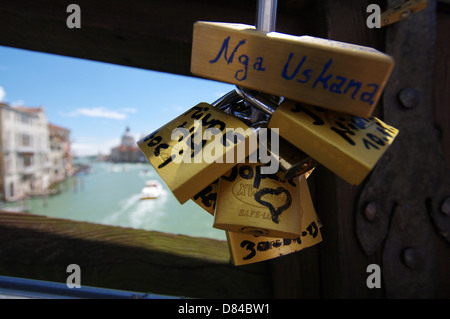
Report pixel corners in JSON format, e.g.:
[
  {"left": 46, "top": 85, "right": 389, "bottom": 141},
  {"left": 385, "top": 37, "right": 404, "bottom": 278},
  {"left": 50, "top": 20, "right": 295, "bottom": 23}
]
[
  {"left": 0, "top": 0, "right": 316, "bottom": 77},
  {"left": 0, "top": 211, "right": 272, "bottom": 298}
]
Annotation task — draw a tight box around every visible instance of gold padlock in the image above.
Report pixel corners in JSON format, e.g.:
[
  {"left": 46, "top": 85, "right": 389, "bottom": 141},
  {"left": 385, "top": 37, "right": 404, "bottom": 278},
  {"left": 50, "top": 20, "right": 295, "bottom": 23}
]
[
  {"left": 235, "top": 87, "right": 399, "bottom": 185},
  {"left": 191, "top": 174, "right": 321, "bottom": 265},
  {"left": 267, "top": 100, "right": 399, "bottom": 185},
  {"left": 191, "top": 21, "right": 394, "bottom": 118},
  {"left": 227, "top": 175, "right": 322, "bottom": 266},
  {"left": 137, "top": 90, "right": 258, "bottom": 204},
  {"left": 213, "top": 161, "right": 302, "bottom": 239},
  {"left": 191, "top": 154, "right": 315, "bottom": 216}
]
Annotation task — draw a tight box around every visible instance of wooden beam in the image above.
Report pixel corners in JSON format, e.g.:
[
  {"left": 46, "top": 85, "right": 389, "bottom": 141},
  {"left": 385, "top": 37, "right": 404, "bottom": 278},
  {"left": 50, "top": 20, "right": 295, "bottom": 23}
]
[
  {"left": 0, "top": 211, "right": 272, "bottom": 298},
  {"left": 268, "top": 0, "right": 387, "bottom": 299},
  {"left": 434, "top": 6, "right": 450, "bottom": 169},
  {"left": 312, "top": 0, "right": 386, "bottom": 299},
  {"left": 0, "top": 0, "right": 315, "bottom": 77}
]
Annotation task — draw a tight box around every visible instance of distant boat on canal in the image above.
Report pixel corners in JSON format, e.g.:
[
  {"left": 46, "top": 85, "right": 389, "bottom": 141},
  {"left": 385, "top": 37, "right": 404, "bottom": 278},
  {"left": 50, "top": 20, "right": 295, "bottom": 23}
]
[{"left": 140, "top": 180, "right": 163, "bottom": 200}]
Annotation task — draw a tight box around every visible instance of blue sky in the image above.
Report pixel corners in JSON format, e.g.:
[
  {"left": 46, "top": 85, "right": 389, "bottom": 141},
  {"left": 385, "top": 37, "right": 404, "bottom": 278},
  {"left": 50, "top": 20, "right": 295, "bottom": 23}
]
[{"left": 0, "top": 45, "right": 234, "bottom": 157}]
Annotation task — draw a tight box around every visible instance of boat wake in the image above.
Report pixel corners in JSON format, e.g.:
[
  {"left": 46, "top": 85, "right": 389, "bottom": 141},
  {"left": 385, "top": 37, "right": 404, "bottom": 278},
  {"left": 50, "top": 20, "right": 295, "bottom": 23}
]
[{"left": 102, "top": 188, "right": 169, "bottom": 230}]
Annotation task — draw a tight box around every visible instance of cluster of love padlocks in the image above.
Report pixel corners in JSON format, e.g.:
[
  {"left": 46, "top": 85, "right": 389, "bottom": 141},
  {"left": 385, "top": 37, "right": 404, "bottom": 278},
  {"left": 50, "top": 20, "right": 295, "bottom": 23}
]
[{"left": 138, "top": 21, "right": 399, "bottom": 265}]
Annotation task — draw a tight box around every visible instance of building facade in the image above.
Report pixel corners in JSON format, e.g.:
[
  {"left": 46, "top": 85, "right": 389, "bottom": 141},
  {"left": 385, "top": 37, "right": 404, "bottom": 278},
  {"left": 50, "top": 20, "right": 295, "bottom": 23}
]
[
  {"left": 110, "top": 127, "right": 144, "bottom": 163},
  {"left": 48, "top": 123, "right": 72, "bottom": 184},
  {"left": 0, "top": 103, "right": 71, "bottom": 202}
]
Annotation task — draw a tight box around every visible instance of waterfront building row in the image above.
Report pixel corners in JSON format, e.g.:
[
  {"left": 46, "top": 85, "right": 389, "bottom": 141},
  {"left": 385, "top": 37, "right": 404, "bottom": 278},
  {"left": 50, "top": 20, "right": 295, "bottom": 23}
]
[{"left": 0, "top": 103, "right": 72, "bottom": 202}]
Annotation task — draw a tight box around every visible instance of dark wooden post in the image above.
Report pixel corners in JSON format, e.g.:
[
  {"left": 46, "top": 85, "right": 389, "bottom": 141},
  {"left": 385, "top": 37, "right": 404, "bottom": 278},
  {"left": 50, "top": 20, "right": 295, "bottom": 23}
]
[{"left": 270, "top": 0, "right": 450, "bottom": 298}]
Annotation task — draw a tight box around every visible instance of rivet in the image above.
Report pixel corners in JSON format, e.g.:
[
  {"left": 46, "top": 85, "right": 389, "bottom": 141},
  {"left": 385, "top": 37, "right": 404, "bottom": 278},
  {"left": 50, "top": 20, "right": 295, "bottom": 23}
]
[
  {"left": 441, "top": 197, "right": 450, "bottom": 216},
  {"left": 398, "top": 87, "right": 418, "bottom": 108},
  {"left": 364, "top": 202, "right": 378, "bottom": 222},
  {"left": 402, "top": 247, "right": 424, "bottom": 270},
  {"left": 401, "top": 8, "right": 413, "bottom": 19}
]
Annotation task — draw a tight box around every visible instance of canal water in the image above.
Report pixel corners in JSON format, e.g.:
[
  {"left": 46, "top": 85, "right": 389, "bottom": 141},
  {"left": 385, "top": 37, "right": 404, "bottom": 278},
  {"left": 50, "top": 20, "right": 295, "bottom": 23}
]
[{"left": 23, "top": 160, "right": 226, "bottom": 241}]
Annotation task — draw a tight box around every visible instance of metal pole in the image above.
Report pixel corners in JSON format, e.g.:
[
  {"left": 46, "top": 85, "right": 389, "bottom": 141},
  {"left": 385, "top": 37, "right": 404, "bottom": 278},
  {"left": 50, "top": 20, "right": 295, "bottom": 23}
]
[{"left": 256, "top": 0, "right": 277, "bottom": 32}]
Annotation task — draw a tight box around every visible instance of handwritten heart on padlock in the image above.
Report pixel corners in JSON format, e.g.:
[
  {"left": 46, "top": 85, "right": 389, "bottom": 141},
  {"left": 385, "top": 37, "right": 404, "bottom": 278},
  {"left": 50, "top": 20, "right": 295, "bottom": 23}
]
[{"left": 254, "top": 187, "right": 292, "bottom": 224}]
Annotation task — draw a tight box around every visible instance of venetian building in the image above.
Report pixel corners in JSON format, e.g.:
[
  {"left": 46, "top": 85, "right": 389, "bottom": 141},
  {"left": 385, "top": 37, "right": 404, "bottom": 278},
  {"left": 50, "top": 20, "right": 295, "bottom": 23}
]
[{"left": 110, "top": 127, "right": 144, "bottom": 163}]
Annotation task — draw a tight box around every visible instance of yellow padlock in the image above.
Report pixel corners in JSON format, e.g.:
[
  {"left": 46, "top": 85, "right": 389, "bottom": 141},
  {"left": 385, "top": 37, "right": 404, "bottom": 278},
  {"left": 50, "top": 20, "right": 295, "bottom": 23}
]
[
  {"left": 192, "top": 152, "right": 315, "bottom": 216},
  {"left": 191, "top": 21, "right": 394, "bottom": 118},
  {"left": 213, "top": 161, "right": 302, "bottom": 239},
  {"left": 227, "top": 175, "right": 322, "bottom": 266},
  {"left": 267, "top": 100, "right": 399, "bottom": 185},
  {"left": 137, "top": 91, "right": 258, "bottom": 204}
]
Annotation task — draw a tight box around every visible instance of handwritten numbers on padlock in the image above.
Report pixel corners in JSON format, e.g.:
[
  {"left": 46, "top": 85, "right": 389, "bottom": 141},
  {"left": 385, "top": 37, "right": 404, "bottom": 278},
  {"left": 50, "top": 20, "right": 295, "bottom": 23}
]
[
  {"left": 227, "top": 176, "right": 323, "bottom": 266},
  {"left": 268, "top": 101, "right": 399, "bottom": 185},
  {"left": 191, "top": 21, "right": 394, "bottom": 118},
  {"left": 137, "top": 102, "right": 257, "bottom": 204}
]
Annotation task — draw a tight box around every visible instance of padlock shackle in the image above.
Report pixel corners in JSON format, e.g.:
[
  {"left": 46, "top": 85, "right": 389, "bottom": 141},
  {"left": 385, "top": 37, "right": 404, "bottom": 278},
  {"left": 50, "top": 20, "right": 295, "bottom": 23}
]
[
  {"left": 211, "top": 89, "right": 270, "bottom": 129},
  {"left": 211, "top": 90, "right": 241, "bottom": 109},
  {"left": 234, "top": 86, "right": 279, "bottom": 116},
  {"left": 256, "top": 0, "right": 278, "bottom": 32}
]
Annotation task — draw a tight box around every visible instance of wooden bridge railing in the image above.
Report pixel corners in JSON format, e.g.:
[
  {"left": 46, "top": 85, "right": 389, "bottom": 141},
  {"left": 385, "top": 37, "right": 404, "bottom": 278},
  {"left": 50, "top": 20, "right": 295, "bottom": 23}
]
[{"left": 0, "top": 211, "right": 272, "bottom": 298}]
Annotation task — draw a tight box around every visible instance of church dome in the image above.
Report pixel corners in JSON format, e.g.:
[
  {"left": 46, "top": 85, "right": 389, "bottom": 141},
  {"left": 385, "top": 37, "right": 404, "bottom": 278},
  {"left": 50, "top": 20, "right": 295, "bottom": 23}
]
[{"left": 121, "top": 126, "right": 135, "bottom": 147}]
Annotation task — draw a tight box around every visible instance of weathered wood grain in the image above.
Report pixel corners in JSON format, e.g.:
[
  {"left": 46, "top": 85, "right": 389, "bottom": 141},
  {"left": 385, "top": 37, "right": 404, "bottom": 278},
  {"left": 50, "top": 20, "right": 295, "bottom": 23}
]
[
  {"left": 0, "top": 211, "right": 272, "bottom": 298},
  {"left": 0, "top": 0, "right": 313, "bottom": 77}
]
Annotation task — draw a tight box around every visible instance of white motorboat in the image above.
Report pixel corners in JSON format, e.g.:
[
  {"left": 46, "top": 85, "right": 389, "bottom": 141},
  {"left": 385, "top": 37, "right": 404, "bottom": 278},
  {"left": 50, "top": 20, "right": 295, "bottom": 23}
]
[{"left": 140, "top": 180, "right": 162, "bottom": 200}]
